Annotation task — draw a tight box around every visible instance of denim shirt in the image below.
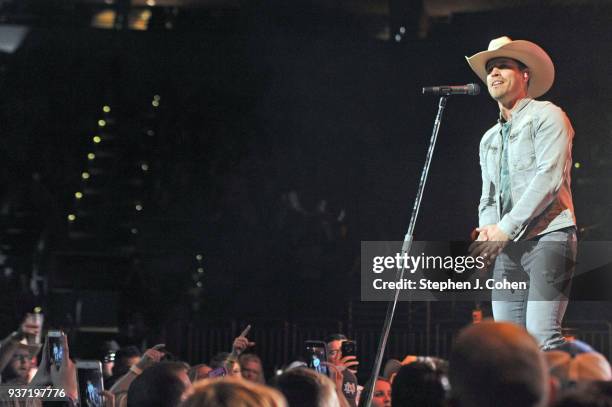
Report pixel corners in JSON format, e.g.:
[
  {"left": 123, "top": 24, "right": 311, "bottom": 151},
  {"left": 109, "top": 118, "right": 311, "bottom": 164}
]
[{"left": 478, "top": 98, "right": 576, "bottom": 240}]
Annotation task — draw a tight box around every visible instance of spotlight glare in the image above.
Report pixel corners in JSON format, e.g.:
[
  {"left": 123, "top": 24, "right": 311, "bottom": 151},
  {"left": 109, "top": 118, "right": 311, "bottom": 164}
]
[
  {"left": 141, "top": 163, "right": 149, "bottom": 171},
  {"left": 135, "top": 204, "right": 143, "bottom": 211},
  {"left": 196, "top": 254, "right": 203, "bottom": 261},
  {"left": 75, "top": 192, "right": 83, "bottom": 199},
  {"left": 93, "top": 136, "right": 102, "bottom": 144},
  {"left": 152, "top": 100, "right": 160, "bottom": 107},
  {"left": 81, "top": 172, "right": 90, "bottom": 180},
  {"left": 103, "top": 105, "right": 111, "bottom": 113},
  {"left": 87, "top": 153, "right": 96, "bottom": 160},
  {"left": 98, "top": 119, "right": 106, "bottom": 127},
  {"left": 574, "top": 162, "right": 581, "bottom": 169},
  {"left": 197, "top": 267, "right": 204, "bottom": 273},
  {"left": 67, "top": 214, "right": 76, "bottom": 222}
]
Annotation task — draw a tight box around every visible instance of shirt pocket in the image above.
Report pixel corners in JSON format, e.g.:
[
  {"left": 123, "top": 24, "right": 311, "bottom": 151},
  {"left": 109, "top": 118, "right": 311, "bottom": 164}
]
[
  {"left": 484, "top": 142, "right": 500, "bottom": 182},
  {"left": 508, "top": 122, "right": 536, "bottom": 172}
]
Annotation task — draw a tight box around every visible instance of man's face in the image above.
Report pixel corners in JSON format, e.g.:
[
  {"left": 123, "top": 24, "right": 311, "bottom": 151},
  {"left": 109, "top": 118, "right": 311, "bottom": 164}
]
[
  {"left": 8, "top": 349, "right": 32, "bottom": 382},
  {"left": 486, "top": 57, "right": 528, "bottom": 104},
  {"left": 228, "top": 361, "right": 242, "bottom": 377},
  {"left": 241, "top": 360, "right": 263, "bottom": 383},
  {"left": 327, "top": 340, "right": 343, "bottom": 365}
]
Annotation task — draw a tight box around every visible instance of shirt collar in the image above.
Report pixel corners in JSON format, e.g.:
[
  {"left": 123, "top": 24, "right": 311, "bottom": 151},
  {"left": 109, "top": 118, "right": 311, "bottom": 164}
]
[{"left": 498, "top": 97, "right": 533, "bottom": 124}]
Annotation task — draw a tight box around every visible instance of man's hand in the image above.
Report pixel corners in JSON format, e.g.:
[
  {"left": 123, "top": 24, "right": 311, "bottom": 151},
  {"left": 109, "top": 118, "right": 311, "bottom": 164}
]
[
  {"left": 49, "top": 334, "right": 78, "bottom": 401},
  {"left": 469, "top": 224, "right": 510, "bottom": 268},
  {"left": 135, "top": 344, "right": 165, "bottom": 371},
  {"left": 102, "top": 390, "right": 115, "bottom": 407},
  {"left": 232, "top": 336, "right": 255, "bottom": 356},
  {"left": 478, "top": 224, "right": 510, "bottom": 242},
  {"left": 20, "top": 317, "right": 41, "bottom": 343},
  {"left": 29, "top": 336, "right": 51, "bottom": 387},
  {"left": 338, "top": 355, "right": 359, "bottom": 374}
]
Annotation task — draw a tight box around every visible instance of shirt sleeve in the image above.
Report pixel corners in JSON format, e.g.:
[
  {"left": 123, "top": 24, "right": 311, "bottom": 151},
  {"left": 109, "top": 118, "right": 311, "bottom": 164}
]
[{"left": 478, "top": 137, "right": 499, "bottom": 228}]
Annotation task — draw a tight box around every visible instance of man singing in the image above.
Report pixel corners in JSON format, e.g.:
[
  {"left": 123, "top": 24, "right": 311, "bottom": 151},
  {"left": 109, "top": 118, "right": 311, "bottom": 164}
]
[{"left": 467, "top": 37, "right": 577, "bottom": 349}]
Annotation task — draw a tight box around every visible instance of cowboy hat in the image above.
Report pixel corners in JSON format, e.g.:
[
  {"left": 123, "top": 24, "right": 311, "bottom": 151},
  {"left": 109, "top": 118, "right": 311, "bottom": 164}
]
[{"left": 466, "top": 36, "right": 555, "bottom": 98}]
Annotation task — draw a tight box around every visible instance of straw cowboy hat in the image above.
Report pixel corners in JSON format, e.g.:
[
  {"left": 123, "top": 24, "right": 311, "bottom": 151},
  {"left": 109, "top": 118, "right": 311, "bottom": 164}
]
[{"left": 466, "top": 36, "right": 555, "bottom": 98}]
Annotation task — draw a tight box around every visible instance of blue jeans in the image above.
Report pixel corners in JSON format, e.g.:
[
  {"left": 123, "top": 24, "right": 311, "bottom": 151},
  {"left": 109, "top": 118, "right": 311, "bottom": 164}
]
[{"left": 491, "top": 227, "right": 577, "bottom": 349}]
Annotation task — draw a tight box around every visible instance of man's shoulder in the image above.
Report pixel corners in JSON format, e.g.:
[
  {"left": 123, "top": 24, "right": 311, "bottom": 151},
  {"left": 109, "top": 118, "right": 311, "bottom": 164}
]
[{"left": 526, "top": 99, "right": 566, "bottom": 118}]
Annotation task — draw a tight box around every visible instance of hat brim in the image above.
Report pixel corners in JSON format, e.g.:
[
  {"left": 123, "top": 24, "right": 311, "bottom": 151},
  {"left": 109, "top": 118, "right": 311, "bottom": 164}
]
[{"left": 466, "top": 40, "right": 555, "bottom": 99}]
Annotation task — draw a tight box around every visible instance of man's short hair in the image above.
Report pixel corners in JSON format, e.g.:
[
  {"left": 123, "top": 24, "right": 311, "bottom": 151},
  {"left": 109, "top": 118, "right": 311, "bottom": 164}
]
[
  {"left": 127, "top": 362, "right": 189, "bottom": 407},
  {"left": 273, "top": 367, "right": 339, "bottom": 407},
  {"left": 391, "top": 361, "right": 448, "bottom": 407},
  {"left": 449, "top": 321, "right": 549, "bottom": 407},
  {"left": 183, "top": 377, "right": 286, "bottom": 407},
  {"left": 239, "top": 353, "right": 263, "bottom": 365},
  {"left": 325, "top": 333, "right": 347, "bottom": 343},
  {"left": 115, "top": 346, "right": 141, "bottom": 362},
  {"left": 554, "top": 381, "right": 612, "bottom": 407}
]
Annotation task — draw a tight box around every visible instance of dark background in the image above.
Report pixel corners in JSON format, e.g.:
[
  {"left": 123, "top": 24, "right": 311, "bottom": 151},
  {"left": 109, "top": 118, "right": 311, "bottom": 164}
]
[{"left": 1, "top": 0, "right": 612, "bottom": 372}]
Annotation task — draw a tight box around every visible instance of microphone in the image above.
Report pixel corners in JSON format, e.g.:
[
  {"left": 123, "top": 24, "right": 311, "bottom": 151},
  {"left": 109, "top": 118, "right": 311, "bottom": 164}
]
[{"left": 422, "top": 83, "right": 480, "bottom": 96}]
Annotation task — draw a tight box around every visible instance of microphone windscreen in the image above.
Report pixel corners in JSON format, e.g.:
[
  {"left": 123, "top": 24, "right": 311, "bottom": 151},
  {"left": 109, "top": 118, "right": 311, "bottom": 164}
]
[{"left": 467, "top": 83, "right": 480, "bottom": 96}]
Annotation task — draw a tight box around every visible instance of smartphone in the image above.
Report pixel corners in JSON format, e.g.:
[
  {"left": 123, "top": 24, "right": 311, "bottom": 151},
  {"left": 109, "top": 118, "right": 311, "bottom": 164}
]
[
  {"left": 304, "top": 340, "right": 329, "bottom": 377},
  {"left": 341, "top": 340, "right": 357, "bottom": 358},
  {"left": 76, "top": 360, "right": 104, "bottom": 407},
  {"left": 48, "top": 330, "right": 64, "bottom": 367},
  {"left": 207, "top": 367, "right": 227, "bottom": 378}
]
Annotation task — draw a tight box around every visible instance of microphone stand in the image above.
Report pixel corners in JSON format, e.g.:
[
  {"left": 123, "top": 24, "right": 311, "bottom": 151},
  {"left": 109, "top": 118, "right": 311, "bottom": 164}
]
[{"left": 363, "top": 96, "right": 448, "bottom": 407}]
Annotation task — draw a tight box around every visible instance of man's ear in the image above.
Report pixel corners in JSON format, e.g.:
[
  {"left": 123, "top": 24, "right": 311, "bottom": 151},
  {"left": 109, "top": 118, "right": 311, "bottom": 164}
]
[{"left": 522, "top": 70, "right": 530, "bottom": 89}]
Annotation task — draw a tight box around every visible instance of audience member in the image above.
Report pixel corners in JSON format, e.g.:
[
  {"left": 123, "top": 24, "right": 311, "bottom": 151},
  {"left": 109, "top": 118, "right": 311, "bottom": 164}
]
[
  {"left": 0, "top": 316, "right": 41, "bottom": 384},
  {"left": 382, "top": 359, "right": 401, "bottom": 382},
  {"left": 105, "top": 346, "right": 142, "bottom": 389},
  {"left": 126, "top": 361, "right": 191, "bottom": 407},
  {"left": 0, "top": 345, "right": 34, "bottom": 385},
  {"left": 239, "top": 353, "right": 265, "bottom": 383},
  {"left": 545, "top": 350, "right": 612, "bottom": 390},
  {"left": 449, "top": 321, "right": 550, "bottom": 407},
  {"left": 273, "top": 367, "right": 344, "bottom": 407},
  {"left": 326, "top": 334, "right": 359, "bottom": 374},
  {"left": 209, "top": 352, "right": 241, "bottom": 377},
  {"left": 326, "top": 334, "right": 359, "bottom": 407},
  {"left": 182, "top": 377, "right": 286, "bottom": 407},
  {"left": 110, "top": 344, "right": 166, "bottom": 406},
  {"left": 358, "top": 377, "right": 391, "bottom": 407},
  {"left": 189, "top": 363, "right": 213, "bottom": 382},
  {"left": 391, "top": 361, "right": 448, "bottom": 407},
  {"left": 553, "top": 380, "right": 612, "bottom": 407},
  {"left": 29, "top": 332, "right": 79, "bottom": 403}
]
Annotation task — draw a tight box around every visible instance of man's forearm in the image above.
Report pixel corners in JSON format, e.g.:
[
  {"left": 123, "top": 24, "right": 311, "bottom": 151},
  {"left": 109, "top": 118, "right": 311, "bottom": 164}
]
[{"left": 0, "top": 332, "right": 22, "bottom": 373}]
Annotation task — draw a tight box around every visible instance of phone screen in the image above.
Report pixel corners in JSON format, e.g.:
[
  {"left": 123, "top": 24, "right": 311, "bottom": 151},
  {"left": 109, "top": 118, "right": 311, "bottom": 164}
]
[
  {"left": 77, "top": 364, "right": 104, "bottom": 407},
  {"left": 207, "top": 367, "right": 227, "bottom": 378},
  {"left": 304, "top": 341, "right": 329, "bottom": 377},
  {"left": 48, "top": 333, "right": 64, "bottom": 366}
]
